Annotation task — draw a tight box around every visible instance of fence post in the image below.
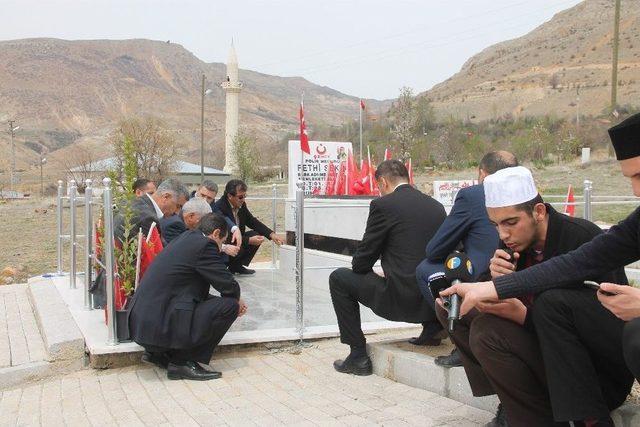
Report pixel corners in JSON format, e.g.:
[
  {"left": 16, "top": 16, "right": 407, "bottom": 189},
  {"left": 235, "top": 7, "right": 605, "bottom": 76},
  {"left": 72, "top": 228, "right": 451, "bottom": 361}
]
[
  {"left": 295, "top": 182, "right": 305, "bottom": 342},
  {"left": 84, "top": 179, "right": 93, "bottom": 310},
  {"left": 56, "top": 180, "right": 64, "bottom": 275},
  {"left": 69, "top": 180, "right": 77, "bottom": 289},
  {"left": 271, "top": 183, "right": 277, "bottom": 269},
  {"left": 102, "top": 178, "right": 118, "bottom": 345},
  {"left": 583, "top": 180, "right": 593, "bottom": 222}
]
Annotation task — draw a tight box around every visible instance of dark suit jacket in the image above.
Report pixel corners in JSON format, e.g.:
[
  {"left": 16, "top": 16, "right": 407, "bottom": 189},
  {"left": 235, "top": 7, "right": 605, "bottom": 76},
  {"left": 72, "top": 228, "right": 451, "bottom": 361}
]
[
  {"left": 352, "top": 184, "right": 447, "bottom": 322},
  {"left": 160, "top": 213, "right": 187, "bottom": 244},
  {"left": 128, "top": 229, "right": 240, "bottom": 349},
  {"left": 425, "top": 184, "right": 499, "bottom": 279},
  {"left": 213, "top": 196, "right": 273, "bottom": 241},
  {"left": 114, "top": 194, "right": 161, "bottom": 242}
]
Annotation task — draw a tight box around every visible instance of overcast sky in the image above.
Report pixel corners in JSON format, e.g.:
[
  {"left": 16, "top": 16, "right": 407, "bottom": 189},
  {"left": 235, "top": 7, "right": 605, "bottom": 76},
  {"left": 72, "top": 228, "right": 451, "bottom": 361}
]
[{"left": 2, "top": 0, "right": 583, "bottom": 100}]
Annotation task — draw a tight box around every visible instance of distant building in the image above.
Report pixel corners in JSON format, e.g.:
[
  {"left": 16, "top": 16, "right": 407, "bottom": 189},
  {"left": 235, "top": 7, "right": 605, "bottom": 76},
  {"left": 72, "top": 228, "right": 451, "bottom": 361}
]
[{"left": 68, "top": 157, "right": 230, "bottom": 188}]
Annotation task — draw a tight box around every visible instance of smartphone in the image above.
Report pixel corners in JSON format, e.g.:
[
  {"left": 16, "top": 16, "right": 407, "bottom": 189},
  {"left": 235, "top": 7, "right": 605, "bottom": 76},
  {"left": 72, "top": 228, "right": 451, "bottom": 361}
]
[{"left": 583, "top": 280, "right": 616, "bottom": 296}]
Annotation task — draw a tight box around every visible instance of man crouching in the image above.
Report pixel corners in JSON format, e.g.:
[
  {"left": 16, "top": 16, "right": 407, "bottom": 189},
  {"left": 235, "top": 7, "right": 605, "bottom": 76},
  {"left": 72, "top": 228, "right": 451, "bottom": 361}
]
[{"left": 128, "top": 212, "right": 248, "bottom": 380}]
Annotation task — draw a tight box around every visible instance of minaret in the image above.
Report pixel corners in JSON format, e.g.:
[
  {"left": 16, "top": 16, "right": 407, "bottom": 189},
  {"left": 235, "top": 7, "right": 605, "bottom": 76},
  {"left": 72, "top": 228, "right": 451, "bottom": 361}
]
[{"left": 222, "top": 41, "right": 243, "bottom": 173}]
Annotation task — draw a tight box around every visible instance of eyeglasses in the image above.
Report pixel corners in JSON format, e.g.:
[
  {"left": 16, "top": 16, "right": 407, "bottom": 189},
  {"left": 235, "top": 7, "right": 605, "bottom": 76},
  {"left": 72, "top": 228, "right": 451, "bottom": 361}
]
[{"left": 236, "top": 195, "right": 245, "bottom": 200}]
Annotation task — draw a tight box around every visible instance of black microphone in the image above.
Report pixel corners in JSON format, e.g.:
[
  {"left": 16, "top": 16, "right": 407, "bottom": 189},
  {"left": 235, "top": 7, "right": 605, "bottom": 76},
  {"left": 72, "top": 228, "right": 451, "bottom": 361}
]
[
  {"left": 427, "top": 271, "right": 449, "bottom": 302},
  {"left": 444, "top": 251, "right": 474, "bottom": 332}
]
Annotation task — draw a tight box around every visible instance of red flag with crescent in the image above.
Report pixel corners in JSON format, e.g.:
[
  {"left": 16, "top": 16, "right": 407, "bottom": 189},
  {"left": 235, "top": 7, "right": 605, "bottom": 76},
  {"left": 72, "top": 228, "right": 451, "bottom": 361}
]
[{"left": 299, "top": 101, "right": 310, "bottom": 154}]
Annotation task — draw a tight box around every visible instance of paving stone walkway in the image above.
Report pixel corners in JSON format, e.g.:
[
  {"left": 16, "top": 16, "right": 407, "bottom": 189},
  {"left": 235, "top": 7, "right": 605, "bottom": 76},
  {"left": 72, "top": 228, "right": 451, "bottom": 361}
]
[
  {"left": 0, "top": 338, "right": 492, "bottom": 426},
  {"left": 0, "top": 284, "right": 47, "bottom": 368}
]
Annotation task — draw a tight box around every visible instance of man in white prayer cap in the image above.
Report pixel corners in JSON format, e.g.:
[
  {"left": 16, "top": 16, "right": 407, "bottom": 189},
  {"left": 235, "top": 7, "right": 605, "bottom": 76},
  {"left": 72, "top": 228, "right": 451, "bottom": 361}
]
[{"left": 434, "top": 166, "right": 630, "bottom": 427}]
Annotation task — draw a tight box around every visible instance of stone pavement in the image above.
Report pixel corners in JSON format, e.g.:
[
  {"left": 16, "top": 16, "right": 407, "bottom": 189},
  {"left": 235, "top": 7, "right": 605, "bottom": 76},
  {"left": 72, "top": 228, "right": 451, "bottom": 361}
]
[
  {"left": 0, "top": 337, "right": 493, "bottom": 426},
  {"left": 0, "top": 284, "right": 47, "bottom": 368}
]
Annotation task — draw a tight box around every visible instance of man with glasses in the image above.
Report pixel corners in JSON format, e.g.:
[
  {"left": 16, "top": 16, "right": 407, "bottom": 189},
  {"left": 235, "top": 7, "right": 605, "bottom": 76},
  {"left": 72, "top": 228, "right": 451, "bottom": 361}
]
[{"left": 213, "top": 179, "right": 285, "bottom": 274}]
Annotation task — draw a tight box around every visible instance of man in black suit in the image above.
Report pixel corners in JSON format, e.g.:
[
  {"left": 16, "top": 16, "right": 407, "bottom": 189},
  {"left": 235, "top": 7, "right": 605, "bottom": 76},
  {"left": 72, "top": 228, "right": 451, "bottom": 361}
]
[
  {"left": 160, "top": 198, "right": 241, "bottom": 257},
  {"left": 213, "top": 179, "right": 285, "bottom": 275},
  {"left": 160, "top": 198, "right": 213, "bottom": 244},
  {"left": 115, "top": 178, "right": 189, "bottom": 241},
  {"left": 329, "top": 160, "right": 447, "bottom": 375},
  {"left": 128, "top": 213, "right": 248, "bottom": 381}
]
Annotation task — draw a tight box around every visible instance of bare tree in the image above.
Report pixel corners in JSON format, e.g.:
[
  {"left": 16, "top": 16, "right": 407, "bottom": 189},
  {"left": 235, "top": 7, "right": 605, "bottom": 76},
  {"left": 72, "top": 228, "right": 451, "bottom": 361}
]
[
  {"left": 389, "top": 87, "right": 416, "bottom": 161},
  {"left": 109, "top": 116, "right": 182, "bottom": 182},
  {"left": 59, "top": 145, "right": 100, "bottom": 192}
]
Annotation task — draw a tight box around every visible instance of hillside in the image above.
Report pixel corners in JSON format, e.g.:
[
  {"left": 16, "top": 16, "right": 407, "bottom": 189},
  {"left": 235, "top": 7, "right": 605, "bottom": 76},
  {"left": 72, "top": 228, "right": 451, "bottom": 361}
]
[
  {"left": 0, "top": 38, "right": 390, "bottom": 177},
  {"left": 425, "top": 0, "right": 640, "bottom": 121}
]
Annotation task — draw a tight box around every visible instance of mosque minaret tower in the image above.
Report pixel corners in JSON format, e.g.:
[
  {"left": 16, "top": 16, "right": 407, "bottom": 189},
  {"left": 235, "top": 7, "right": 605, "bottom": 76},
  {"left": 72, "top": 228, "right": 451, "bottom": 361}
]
[{"left": 221, "top": 41, "right": 243, "bottom": 173}]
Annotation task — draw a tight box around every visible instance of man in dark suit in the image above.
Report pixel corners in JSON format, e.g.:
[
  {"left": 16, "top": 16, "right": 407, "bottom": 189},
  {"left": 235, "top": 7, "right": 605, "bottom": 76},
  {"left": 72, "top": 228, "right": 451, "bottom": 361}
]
[
  {"left": 128, "top": 213, "right": 248, "bottom": 381},
  {"left": 115, "top": 178, "right": 189, "bottom": 242},
  {"left": 329, "top": 160, "right": 446, "bottom": 375},
  {"left": 412, "top": 151, "right": 517, "bottom": 358},
  {"left": 160, "top": 198, "right": 213, "bottom": 244},
  {"left": 213, "top": 179, "right": 285, "bottom": 275}
]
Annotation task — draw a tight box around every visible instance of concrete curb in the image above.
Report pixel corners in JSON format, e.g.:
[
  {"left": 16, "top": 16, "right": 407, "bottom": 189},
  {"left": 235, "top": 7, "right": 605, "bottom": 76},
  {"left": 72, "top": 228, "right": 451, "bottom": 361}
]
[
  {"left": 368, "top": 340, "right": 498, "bottom": 412},
  {"left": 27, "top": 277, "right": 85, "bottom": 362},
  {"left": 0, "top": 359, "right": 85, "bottom": 390},
  {"left": 368, "top": 339, "right": 640, "bottom": 426}
]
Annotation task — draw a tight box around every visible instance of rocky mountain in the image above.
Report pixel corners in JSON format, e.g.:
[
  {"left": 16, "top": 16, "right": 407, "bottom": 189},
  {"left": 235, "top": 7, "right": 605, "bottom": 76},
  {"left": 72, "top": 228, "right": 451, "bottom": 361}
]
[
  {"left": 424, "top": 0, "right": 640, "bottom": 121},
  {"left": 0, "top": 38, "right": 390, "bottom": 174}
]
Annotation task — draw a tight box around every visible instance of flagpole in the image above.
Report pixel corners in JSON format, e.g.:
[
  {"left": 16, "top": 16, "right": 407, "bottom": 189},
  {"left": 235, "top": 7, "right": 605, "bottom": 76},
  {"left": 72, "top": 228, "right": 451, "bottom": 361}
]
[
  {"left": 359, "top": 100, "right": 363, "bottom": 163},
  {"left": 300, "top": 93, "right": 305, "bottom": 191}
]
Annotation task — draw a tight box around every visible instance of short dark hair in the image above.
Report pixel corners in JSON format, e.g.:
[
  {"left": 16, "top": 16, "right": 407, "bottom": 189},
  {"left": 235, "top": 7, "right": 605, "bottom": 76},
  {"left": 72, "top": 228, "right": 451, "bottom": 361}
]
[
  {"left": 374, "top": 160, "right": 409, "bottom": 182},
  {"left": 513, "top": 194, "right": 545, "bottom": 216},
  {"left": 479, "top": 151, "right": 518, "bottom": 175},
  {"left": 198, "top": 212, "right": 229, "bottom": 238},
  {"left": 200, "top": 180, "right": 218, "bottom": 194},
  {"left": 224, "top": 179, "right": 248, "bottom": 197},
  {"left": 132, "top": 178, "right": 152, "bottom": 192}
]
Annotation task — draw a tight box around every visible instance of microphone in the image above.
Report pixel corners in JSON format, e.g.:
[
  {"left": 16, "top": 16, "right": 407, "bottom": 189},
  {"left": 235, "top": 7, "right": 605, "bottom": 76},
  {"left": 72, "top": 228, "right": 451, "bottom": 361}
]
[
  {"left": 444, "top": 251, "right": 474, "bottom": 332},
  {"left": 427, "top": 271, "right": 449, "bottom": 302}
]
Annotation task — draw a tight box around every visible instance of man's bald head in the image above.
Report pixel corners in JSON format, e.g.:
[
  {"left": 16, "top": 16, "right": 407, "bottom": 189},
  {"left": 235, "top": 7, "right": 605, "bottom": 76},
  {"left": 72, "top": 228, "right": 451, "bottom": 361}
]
[{"left": 478, "top": 151, "right": 518, "bottom": 183}]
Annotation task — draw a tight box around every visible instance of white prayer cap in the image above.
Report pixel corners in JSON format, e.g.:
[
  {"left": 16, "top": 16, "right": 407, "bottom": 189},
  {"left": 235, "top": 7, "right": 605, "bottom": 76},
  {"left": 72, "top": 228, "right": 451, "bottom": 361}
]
[{"left": 483, "top": 166, "right": 538, "bottom": 208}]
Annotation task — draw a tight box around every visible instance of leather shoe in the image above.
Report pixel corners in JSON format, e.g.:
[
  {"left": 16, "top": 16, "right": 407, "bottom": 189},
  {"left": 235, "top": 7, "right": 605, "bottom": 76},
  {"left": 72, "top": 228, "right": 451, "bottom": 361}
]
[
  {"left": 141, "top": 351, "right": 169, "bottom": 369},
  {"left": 231, "top": 266, "right": 255, "bottom": 275},
  {"left": 484, "top": 403, "right": 508, "bottom": 427},
  {"left": 409, "top": 325, "right": 444, "bottom": 346},
  {"left": 333, "top": 355, "right": 373, "bottom": 376},
  {"left": 167, "top": 361, "right": 222, "bottom": 381},
  {"left": 435, "top": 348, "right": 463, "bottom": 368}
]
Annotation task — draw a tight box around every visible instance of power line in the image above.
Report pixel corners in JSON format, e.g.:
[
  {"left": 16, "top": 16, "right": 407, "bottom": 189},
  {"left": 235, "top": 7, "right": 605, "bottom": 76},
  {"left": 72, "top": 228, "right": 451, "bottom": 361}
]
[
  {"left": 250, "top": 0, "right": 538, "bottom": 70},
  {"left": 292, "top": 0, "right": 580, "bottom": 77}
]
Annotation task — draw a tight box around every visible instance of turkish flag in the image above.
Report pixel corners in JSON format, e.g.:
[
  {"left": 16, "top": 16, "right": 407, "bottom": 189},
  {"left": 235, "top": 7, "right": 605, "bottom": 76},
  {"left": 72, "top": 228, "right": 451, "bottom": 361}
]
[
  {"left": 299, "top": 101, "right": 310, "bottom": 154},
  {"left": 139, "top": 224, "right": 163, "bottom": 279},
  {"left": 347, "top": 149, "right": 359, "bottom": 195},
  {"left": 335, "top": 161, "right": 346, "bottom": 195},
  {"left": 360, "top": 99, "right": 365, "bottom": 110},
  {"left": 564, "top": 185, "right": 575, "bottom": 217},
  {"left": 324, "top": 161, "right": 337, "bottom": 196},
  {"left": 384, "top": 148, "right": 392, "bottom": 160},
  {"left": 405, "top": 158, "right": 414, "bottom": 186}
]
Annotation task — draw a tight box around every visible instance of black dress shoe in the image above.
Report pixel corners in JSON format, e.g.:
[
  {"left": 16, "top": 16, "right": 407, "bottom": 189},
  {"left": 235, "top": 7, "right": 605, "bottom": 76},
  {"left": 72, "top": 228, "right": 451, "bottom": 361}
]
[
  {"left": 409, "top": 324, "right": 443, "bottom": 346},
  {"left": 333, "top": 355, "right": 373, "bottom": 376},
  {"left": 435, "top": 348, "right": 463, "bottom": 368},
  {"left": 141, "top": 351, "right": 169, "bottom": 369},
  {"left": 484, "top": 404, "right": 508, "bottom": 427},
  {"left": 167, "top": 361, "right": 222, "bottom": 381},
  {"left": 230, "top": 266, "right": 255, "bottom": 275}
]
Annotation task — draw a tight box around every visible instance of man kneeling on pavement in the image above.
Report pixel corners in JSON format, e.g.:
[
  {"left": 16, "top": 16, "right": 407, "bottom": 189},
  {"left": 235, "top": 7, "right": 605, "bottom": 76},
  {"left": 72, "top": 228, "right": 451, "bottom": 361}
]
[
  {"left": 128, "top": 212, "right": 248, "bottom": 381},
  {"left": 436, "top": 166, "right": 631, "bottom": 427}
]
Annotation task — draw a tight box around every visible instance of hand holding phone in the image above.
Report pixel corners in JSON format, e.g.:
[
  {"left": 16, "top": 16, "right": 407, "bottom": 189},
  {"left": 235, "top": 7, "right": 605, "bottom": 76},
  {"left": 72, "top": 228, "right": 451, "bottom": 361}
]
[{"left": 584, "top": 280, "right": 616, "bottom": 296}]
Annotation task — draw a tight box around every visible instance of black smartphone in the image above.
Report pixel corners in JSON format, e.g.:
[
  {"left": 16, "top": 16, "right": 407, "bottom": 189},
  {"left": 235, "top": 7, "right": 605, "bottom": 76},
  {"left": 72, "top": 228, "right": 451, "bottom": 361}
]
[{"left": 583, "top": 280, "right": 616, "bottom": 296}]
